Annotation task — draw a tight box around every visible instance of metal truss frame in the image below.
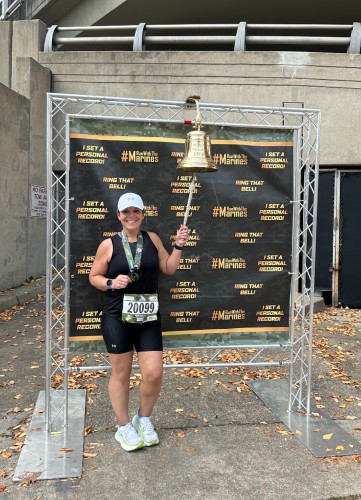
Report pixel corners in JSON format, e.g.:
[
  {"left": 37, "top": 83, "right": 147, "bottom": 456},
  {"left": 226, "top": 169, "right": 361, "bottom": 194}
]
[{"left": 46, "top": 93, "right": 321, "bottom": 431}]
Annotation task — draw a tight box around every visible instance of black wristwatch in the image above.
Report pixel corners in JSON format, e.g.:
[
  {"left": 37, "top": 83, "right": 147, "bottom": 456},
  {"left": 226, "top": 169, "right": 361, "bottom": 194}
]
[{"left": 106, "top": 279, "right": 113, "bottom": 290}]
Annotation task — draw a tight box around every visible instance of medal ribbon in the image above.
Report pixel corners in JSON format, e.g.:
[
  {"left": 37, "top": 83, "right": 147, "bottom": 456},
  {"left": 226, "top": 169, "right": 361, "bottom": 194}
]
[{"left": 119, "top": 231, "right": 143, "bottom": 272}]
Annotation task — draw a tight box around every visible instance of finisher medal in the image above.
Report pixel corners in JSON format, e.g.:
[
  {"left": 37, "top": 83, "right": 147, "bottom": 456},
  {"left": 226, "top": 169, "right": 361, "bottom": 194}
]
[{"left": 128, "top": 268, "right": 140, "bottom": 282}]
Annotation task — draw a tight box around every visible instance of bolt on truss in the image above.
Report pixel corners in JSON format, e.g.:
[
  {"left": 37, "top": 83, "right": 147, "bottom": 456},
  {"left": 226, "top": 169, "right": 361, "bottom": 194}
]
[{"left": 46, "top": 93, "right": 320, "bottom": 430}]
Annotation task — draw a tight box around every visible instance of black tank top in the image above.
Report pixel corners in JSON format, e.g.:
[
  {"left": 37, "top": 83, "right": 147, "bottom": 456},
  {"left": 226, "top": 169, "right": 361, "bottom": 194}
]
[{"left": 103, "top": 230, "right": 160, "bottom": 317}]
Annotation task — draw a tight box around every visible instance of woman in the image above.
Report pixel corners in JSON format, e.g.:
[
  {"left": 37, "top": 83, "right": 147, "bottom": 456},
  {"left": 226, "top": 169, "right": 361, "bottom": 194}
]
[{"left": 89, "top": 192, "right": 189, "bottom": 451}]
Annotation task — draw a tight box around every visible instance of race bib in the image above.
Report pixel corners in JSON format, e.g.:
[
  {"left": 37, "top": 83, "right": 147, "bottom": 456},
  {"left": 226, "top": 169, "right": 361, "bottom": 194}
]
[{"left": 122, "top": 294, "right": 159, "bottom": 324}]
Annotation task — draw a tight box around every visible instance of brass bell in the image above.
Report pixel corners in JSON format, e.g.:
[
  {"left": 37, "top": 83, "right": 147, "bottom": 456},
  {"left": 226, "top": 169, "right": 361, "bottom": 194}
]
[
  {"left": 177, "top": 96, "right": 218, "bottom": 173},
  {"left": 177, "top": 129, "right": 217, "bottom": 172}
]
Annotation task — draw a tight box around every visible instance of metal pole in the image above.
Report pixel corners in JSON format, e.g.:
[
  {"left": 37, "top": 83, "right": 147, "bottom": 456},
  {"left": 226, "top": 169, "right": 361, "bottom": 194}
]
[
  {"left": 63, "top": 117, "right": 71, "bottom": 426},
  {"left": 333, "top": 170, "right": 341, "bottom": 307},
  {"left": 54, "top": 35, "right": 351, "bottom": 47},
  {"left": 45, "top": 94, "right": 53, "bottom": 432},
  {"left": 288, "top": 127, "right": 303, "bottom": 412},
  {"left": 298, "top": 127, "right": 310, "bottom": 410},
  {"left": 305, "top": 111, "right": 321, "bottom": 414},
  {"left": 69, "top": 360, "right": 290, "bottom": 372}
]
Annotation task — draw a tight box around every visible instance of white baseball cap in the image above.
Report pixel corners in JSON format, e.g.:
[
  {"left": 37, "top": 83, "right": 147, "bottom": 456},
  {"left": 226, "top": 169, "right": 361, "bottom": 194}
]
[{"left": 117, "top": 193, "right": 144, "bottom": 212}]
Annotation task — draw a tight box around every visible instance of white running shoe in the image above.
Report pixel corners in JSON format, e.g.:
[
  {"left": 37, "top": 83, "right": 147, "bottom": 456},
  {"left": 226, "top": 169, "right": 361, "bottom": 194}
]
[
  {"left": 115, "top": 422, "right": 144, "bottom": 451},
  {"left": 132, "top": 414, "right": 159, "bottom": 447}
]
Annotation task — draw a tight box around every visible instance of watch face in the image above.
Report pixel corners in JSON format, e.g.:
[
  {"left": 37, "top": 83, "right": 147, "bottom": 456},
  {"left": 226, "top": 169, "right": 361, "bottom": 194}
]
[{"left": 106, "top": 279, "right": 112, "bottom": 287}]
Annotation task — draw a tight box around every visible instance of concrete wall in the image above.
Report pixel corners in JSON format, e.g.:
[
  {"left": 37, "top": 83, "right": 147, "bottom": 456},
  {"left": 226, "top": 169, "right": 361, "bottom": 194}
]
[
  {"left": 0, "top": 21, "right": 50, "bottom": 290},
  {"left": 39, "top": 50, "right": 361, "bottom": 166},
  {"left": 0, "top": 84, "right": 30, "bottom": 289}
]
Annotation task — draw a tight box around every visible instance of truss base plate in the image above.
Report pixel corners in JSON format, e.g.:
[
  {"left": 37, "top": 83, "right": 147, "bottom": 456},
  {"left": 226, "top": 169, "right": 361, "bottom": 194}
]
[
  {"left": 13, "top": 389, "right": 86, "bottom": 481},
  {"left": 248, "top": 379, "right": 361, "bottom": 457}
]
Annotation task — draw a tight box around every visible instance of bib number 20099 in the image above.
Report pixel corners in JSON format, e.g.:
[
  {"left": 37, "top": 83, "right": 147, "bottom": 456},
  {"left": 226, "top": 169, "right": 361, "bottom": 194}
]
[
  {"left": 122, "top": 294, "right": 159, "bottom": 324},
  {"left": 126, "top": 301, "right": 156, "bottom": 314}
]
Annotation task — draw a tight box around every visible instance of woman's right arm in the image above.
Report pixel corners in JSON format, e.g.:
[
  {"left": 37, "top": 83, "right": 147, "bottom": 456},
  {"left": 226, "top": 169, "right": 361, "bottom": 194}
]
[{"left": 89, "top": 239, "right": 113, "bottom": 291}]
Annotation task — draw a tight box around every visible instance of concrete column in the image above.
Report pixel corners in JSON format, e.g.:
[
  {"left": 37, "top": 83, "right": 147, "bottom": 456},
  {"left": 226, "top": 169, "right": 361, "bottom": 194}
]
[
  {"left": 15, "top": 57, "right": 51, "bottom": 279},
  {"left": 0, "top": 21, "right": 12, "bottom": 87},
  {"left": 11, "top": 20, "right": 47, "bottom": 90}
]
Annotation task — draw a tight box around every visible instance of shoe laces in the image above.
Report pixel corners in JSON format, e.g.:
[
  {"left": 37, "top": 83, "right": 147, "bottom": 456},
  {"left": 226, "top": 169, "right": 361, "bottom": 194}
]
[
  {"left": 120, "top": 422, "right": 137, "bottom": 438},
  {"left": 140, "top": 416, "right": 154, "bottom": 433}
]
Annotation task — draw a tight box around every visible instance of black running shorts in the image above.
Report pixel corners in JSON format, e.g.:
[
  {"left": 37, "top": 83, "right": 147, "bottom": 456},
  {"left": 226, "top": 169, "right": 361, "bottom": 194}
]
[{"left": 101, "top": 314, "right": 163, "bottom": 354}]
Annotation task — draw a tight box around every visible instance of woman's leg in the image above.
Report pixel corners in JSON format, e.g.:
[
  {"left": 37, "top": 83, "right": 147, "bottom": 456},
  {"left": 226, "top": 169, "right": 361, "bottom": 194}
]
[
  {"left": 137, "top": 350, "right": 163, "bottom": 417},
  {"left": 108, "top": 351, "right": 133, "bottom": 424}
]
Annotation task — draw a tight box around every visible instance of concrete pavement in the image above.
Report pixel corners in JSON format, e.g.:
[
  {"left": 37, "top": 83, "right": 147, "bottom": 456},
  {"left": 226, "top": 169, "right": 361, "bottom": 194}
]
[{"left": 0, "top": 280, "right": 360, "bottom": 499}]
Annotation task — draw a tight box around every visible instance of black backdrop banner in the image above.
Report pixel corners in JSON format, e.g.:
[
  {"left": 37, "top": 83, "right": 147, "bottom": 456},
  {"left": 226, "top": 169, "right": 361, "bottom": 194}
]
[{"left": 68, "top": 119, "right": 294, "bottom": 349}]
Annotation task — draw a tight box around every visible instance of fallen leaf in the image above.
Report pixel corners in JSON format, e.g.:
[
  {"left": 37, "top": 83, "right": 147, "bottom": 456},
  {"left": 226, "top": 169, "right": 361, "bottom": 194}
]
[
  {"left": 323, "top": 433, "right": 334, "bottom": 440},
  {"left": 1, "top": 451, "right": 11, "bottom": 459},
  {"left": 346, "top": 415, "right": 357, "bottom": 420},
  {"left": 276, "top": 426, "right": 290, "bottom": 435},
  {"left": 177, "top": 432, "right": 186, "bottom": 438},
  {"left": 6, "top": 407, "right": 21, "bottom": 414},
  {"left": 336, "top": 445, "right": 345, "bottom": 451},
  {"left": 60, "top": 447, "right": 73, "bottom": 453},
  {"left": 0, "top": 483, "right": 7, "bottom": 493},
  {"left": 175, "top": 408, "right": 184, "bottom": 413},
  {"left": 14, "top": 394, "right": 24, "bottom": 399},
  {"left": 19, "top": 472, "right": 41, "bottom": 486},
  {"left": 188, "top": 412, "right": 198, "bottom": 419},
  {"left": 295, "top": 430, "right": 303, "bottom": 435}
]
